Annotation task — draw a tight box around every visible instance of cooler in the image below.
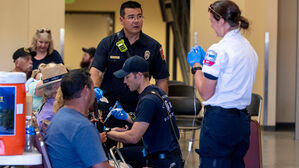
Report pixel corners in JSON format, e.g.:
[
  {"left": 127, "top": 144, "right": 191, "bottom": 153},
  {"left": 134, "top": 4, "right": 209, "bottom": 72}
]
[{"left": 0, "top": 72, "right": 26, "bottom": 155}]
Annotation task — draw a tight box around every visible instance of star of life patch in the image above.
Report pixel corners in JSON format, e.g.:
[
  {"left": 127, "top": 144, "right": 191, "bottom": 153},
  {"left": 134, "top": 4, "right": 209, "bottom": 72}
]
[{"left": 204, "top": 50, "right": 217, "bottom": 66}]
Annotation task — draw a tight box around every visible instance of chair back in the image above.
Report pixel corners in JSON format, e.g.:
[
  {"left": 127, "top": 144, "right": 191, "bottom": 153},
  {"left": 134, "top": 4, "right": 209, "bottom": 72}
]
[
  {"left": 168, "top": 84, "right": 201, "bottom": 115},
  {"left": 244, "top": 120, "right": 263, "bottom": 168},
  {"left": 32, "top": 115, "right": 52, "bottom": 168},
  {"left": 246, "top": 93, "right": 263, "bottom": 123},
  {"left": 168, "top": 84, "right": 195, "bottom": 97}
]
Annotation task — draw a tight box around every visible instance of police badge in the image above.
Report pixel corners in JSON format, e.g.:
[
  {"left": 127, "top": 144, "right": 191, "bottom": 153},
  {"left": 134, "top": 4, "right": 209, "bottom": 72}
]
[{"left": 144, "top": 50, "right": 150, "bottom": 60}]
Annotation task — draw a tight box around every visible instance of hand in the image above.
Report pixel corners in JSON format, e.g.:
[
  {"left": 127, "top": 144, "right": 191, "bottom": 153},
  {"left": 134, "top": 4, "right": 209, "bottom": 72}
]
[
  {"left": 109, "top": 105, "right": 128, "bottom": 121},
  {"left": 115, "top": 101, "right": 122, "bottom": 109},
  {"left": 100, "top": 132, "right": 107, "bottom": 143},
  {"left": 94, "top": 87, "right": 103, "bottom": 103},
  {"left": 187, "top": 45, "right": 206, "bottom": 67}
]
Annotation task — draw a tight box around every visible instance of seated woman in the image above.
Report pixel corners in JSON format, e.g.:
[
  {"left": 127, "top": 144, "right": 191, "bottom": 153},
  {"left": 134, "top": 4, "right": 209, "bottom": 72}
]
[
  {"left": 36, "top": 63, "right": 67, "bottom": 135},
  {"left": 27, "top": 63, "right": 46, "bottom": 112}
]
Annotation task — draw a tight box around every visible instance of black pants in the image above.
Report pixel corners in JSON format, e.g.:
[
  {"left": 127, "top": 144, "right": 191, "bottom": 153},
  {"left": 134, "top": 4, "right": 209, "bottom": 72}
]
[
  {"left": 198, "top": 105, "right": 250, "bottom": 168},
  {"left": 146, "top": 150, "right": 184, "bottom": 168},
  {"left": 147, "top": 155, "right": 184, "bottom": 168}
]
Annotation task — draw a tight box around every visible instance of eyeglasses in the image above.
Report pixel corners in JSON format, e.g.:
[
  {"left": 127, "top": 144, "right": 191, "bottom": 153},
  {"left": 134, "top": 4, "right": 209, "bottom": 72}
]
[
  {"left": 125, "top": 15, "right": 144, "bottom": 21},
  {"left": 208, "top": 6, "right": 222, "bottom": 20},
  {"left": 37, "top": 28, "right": 51, "bottom": 34}
]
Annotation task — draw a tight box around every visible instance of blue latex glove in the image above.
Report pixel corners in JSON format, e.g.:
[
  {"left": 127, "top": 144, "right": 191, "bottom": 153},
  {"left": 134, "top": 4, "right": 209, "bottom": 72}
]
[
  {"left": 94, "top": 87, "right": 103, "bottom": 103},
  {"left": 109, "top": 105, "right": 128, "bottom": 121},
  {"left": 187, "top": 45, "right": 206, "bottom": 67}
]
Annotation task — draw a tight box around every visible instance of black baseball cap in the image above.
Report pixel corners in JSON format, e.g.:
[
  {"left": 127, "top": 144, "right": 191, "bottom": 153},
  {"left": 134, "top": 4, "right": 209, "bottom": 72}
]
[
  {"left": 114, "top": 56, "right": 149, "bottom": 78},
  {"left": 13, "top": 47, "right": 36, "bottom": 61},
  {"left": 82, "top": 47, "right": 96, "bottom": 58}
]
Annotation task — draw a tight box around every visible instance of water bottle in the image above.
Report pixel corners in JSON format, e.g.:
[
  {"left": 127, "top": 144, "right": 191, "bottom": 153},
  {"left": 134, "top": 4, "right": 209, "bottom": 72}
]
[{"left": 24, "top": 116, "right": 35, "bottom": 152}]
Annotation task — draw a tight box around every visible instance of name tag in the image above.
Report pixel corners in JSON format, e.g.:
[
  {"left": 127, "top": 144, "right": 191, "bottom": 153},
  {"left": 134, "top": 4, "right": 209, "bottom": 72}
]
[{"left": 110, "top": 56, "right": 120, "bottom": 59}]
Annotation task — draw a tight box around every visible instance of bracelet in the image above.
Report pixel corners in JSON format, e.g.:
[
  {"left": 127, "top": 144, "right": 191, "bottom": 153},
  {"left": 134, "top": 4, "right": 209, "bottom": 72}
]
[{"left": 191, "top": 67, "right": 202, "bottom": 74}]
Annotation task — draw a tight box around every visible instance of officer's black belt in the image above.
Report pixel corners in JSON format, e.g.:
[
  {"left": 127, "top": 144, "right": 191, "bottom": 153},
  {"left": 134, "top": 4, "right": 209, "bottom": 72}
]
[
  {"left": 146, "top": 148, "right": 181, "bottom": 160},
  {"left": 205, "top": 105, "right": 249, "bottom": 116}
]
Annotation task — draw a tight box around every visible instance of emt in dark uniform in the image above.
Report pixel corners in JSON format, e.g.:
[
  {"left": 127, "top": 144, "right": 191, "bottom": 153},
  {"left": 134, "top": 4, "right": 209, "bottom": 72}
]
[
  {"left": 187, "top": 1, "right": 258, "bottom": 168},
  {"left": 89, "top": 0, "right": 169, "bottom": 146},
  {"left": 107, "top": 56, "right": 183, "bottom": 168}
]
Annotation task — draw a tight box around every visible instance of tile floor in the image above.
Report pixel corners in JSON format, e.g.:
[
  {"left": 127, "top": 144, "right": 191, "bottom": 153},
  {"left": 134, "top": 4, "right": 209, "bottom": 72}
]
[{"left": 179, "top": 129, "right": 299, "bottom": 168}]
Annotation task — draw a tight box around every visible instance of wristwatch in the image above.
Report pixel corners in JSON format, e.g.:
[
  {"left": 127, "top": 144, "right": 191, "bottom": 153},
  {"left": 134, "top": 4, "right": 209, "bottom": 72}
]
[
  {"left": 104, "top": 127, "right": 111, "bottom": 133},
  {"left": 191, "top": 67, "right": 202, "bottom": 74}
]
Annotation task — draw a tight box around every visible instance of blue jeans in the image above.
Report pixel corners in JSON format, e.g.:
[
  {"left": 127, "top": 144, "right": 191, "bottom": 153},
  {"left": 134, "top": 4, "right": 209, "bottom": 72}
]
[{"left": 198, "top": 106, "right": 250, "bottom": 168}]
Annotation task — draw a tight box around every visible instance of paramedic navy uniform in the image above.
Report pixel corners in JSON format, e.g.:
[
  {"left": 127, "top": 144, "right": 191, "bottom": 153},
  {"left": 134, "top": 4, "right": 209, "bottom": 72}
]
[
  {"left": 91, "top": 29, "right": 169, "bottom": 113},
  {"left": 199, "top": 29, "right": 258, "bottom": 168},
  {"left": 136, "top": 85, "right": 182, "bottom": 168}
]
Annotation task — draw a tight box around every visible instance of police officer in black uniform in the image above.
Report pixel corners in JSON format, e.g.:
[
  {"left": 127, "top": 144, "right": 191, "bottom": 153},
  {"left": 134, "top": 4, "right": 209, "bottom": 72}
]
[
  {"left": 107, "top": 56, "right": 183, "bottom": 168},
  {"left": 90, "top": 0, "right": 169, "bottom": 146}
]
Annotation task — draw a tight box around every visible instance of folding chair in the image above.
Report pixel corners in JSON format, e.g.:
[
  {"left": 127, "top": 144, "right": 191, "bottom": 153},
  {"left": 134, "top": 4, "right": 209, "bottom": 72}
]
[
  {"left": 244, "top": 93, "right": 263, "bottom": 168},
  {"left": 32, "top": 115, "right": 52, "bottom": 168},
  {"left": 168, "top": 83, "right": 202, "bottom": 149}
]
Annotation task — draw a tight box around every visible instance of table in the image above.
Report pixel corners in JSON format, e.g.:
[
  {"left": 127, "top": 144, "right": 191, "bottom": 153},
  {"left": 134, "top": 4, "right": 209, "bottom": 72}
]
[{"left": 0, "top": 149, "right": 42, "bottom": 165}]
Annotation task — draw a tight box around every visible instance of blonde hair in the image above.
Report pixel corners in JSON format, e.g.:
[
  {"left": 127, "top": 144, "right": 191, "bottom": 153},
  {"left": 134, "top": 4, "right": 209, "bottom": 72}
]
[
  {"left": 31, "top": 63, "right": 47, "bottom": 79},
  {"left": 30, "top": 28, "right": 54, "bottom": 54},
  {"left": 53, "top": 87, "right": 64, "bottom": 113}
]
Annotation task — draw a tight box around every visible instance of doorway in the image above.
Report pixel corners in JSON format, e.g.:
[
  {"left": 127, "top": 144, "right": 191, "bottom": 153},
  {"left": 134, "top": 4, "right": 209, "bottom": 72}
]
[{"left": 64, "top": 11, "right": 114, "bottom": 69}]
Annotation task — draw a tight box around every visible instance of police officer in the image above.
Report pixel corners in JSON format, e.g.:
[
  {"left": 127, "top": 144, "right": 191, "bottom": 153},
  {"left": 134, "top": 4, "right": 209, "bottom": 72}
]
[
  {"left": 107, "top": 56, "right": 183, "bottom": 168},
  {"left": 187, "top": 1, "right": 258, "bottom": 168},
  {"left": 89, "top": 0, "right": 169, "bottom": 145}
]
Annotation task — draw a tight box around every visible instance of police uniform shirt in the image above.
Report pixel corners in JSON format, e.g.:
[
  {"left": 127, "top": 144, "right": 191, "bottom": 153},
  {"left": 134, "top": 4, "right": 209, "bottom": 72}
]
[
  {"left": 202, "top": 29, "right": 258, "bottom": 109},
  {"left": 135, "top": 85, "right": 179, "bottom": 155},
  {"left": 92, "top": 29, "right": 169, "bottom": 111}
]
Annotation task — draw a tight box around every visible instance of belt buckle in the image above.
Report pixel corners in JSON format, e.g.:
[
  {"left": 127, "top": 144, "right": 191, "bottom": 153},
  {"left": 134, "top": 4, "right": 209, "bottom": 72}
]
[{"left": 159, "top": 153, "right": 166, "bottom": 159}]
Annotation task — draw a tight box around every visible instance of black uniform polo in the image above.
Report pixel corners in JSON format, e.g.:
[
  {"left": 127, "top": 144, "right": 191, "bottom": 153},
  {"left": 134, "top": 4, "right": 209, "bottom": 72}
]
[
  {"left": 136, "top": 85, "right": 180, "bottom": 154},
  {"left": 92, "top": 29, "right": 169, "bottom": 112}
]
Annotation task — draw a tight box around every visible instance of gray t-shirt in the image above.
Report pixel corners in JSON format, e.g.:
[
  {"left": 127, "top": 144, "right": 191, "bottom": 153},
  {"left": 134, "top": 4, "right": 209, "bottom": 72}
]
[{"left": 45, "top": 107, "right": 107, "bottom": 168}]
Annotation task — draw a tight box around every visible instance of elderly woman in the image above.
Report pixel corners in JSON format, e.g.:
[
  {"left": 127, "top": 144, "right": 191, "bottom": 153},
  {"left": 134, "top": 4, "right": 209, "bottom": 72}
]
[
  {"left": 27, "top": 63, "right": 46, "bottom": 112},
  {"left": 36, "top": 63, "right": 67, "bottom": 134},
  {"left": 30, "top": 28, "right": 64, "bottom": 70}
]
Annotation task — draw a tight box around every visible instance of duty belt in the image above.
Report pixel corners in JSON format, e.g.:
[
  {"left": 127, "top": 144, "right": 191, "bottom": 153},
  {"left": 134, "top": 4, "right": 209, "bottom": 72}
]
[
  {"left": 146, "top": 148, "right": 181, "bottom": 160},
  {"left": 205, "top": 105, "right": 249, "bottom": 116}
]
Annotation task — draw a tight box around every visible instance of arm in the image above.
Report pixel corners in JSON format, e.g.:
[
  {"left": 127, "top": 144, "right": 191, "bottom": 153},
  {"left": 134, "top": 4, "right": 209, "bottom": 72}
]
[
  {"left": 193, "top": 63, "right": 217, "bottom": 100},
  {"left": 92, "top": 161, "right": 113, "bottom": 168},
  {"left": 35, "top": 80, "right": 44, "bottom": 97},
  {"left": 156, "top": 78, "right": 168, "bottom": 95},
  {"left": 107, "top": 122, "right": 149, "bottom": 144},
  {"left": 90, "top": 67, "right": 103, "bottom": 88}
]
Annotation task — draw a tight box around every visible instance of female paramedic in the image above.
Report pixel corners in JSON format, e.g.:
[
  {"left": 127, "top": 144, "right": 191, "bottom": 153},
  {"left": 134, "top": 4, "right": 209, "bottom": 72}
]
[{"left": 187, "top": 1, "right": 258, "bottom": 168}]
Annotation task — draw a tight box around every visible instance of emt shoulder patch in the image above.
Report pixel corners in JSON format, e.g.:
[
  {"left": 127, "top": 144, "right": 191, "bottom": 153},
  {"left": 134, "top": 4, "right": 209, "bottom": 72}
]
[
  {"left": 204, "top": 50, "right": 217, "bottom": 66},
  {"left": 160, "top": 47, "right": 165, "bottom": 60}
]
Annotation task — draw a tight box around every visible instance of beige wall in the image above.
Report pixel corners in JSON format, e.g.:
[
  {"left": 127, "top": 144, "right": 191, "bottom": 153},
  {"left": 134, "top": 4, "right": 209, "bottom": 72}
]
[
  {"left": 277, "top": 0, "right": 297, "bottom": 123},
  {"left": 64, "top": 13, "right": 112, "bottom": 69},
  {"left": 0, "top": 0, "right": 64, "bottom": 72}
]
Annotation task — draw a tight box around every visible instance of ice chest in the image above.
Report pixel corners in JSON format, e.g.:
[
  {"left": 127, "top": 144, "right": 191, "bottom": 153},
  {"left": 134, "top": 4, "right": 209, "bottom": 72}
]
[{"left": 0, "top": 72, "right": 26, "bottom": 155}]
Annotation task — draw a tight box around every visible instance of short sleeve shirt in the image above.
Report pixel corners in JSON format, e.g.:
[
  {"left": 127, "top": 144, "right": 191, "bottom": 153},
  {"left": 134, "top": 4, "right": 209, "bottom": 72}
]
[
  {"left": 91, "top": 29, "right": 169, "bottom": 111},
  {"left": 202, "top": 29, "right": 258, "bottom": 109},
  {"left": 45, "top": 107, "right": 107, "bottom": 168},
  {"left": 32, "top": 50, "right": 64, "bottom": 70},
  {"left": 135, "top": 85, "right": 180, "bottom": 154}
]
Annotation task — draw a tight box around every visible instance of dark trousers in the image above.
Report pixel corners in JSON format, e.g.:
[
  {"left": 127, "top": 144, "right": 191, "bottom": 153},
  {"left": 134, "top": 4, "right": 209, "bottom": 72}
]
[
  {"left": 148, "top": 155, "right": 183, "bottom": 168},
  {"left": 146, "top": 149, "right": 184, "bottom": 168},
  {"left": 198, "top": 106, "right": 250, "bottom": 168}
]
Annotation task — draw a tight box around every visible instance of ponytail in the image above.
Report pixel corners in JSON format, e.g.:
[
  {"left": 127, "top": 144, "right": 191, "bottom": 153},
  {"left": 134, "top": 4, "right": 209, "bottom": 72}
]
[{"left": 240, "top": 16, "right": 249, "bottom": 30}]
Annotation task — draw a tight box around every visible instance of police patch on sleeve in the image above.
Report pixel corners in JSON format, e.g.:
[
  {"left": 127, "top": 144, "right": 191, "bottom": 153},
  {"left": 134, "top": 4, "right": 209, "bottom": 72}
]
[
  {"left": 159, "top": 47, "right": 165, "bottom": 60},
  {"left": 204, "top": 50, "right": 217, "bottom": 66}
]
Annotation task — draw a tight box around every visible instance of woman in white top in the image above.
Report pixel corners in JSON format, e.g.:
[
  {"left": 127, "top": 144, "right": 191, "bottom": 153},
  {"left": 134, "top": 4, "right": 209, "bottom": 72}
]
[{"left": 187, "top": 1, "right": 258, "bottom": 167}]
